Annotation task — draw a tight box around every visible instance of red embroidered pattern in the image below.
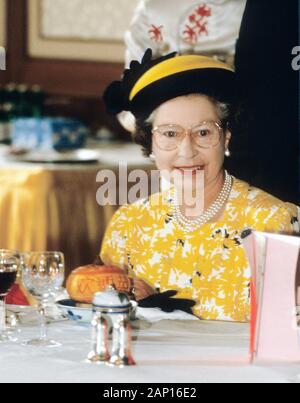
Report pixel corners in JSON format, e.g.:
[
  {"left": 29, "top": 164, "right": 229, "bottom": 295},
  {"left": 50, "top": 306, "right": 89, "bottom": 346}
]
[
  {"left": 149, "top": 24, "right": 164, "bottom": 42},
  {"left": 183, "top": 3, "right": 212, "bottom": 44}
]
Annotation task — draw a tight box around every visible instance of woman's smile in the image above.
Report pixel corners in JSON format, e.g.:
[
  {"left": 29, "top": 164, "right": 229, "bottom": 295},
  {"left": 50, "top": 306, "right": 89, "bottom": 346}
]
[{"left": 174, "top": 165, "right": 205, "bottom": 175}]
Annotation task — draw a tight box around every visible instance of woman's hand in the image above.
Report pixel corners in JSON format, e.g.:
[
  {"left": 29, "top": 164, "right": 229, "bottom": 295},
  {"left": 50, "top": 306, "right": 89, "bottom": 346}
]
[{"left": 132, "top": 278, "right": 158, "bottom": 301}]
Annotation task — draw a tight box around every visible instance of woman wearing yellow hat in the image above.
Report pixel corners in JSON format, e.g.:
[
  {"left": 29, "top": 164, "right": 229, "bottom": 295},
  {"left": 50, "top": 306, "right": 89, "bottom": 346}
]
[{"left": 100, "top": 49, "right": 299, "bottom": 322}]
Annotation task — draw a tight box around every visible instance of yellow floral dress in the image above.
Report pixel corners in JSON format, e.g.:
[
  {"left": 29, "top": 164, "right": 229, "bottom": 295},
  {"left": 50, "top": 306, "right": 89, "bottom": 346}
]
[{"left": 100, "top": 176, "right": 299, "bottom": 322}]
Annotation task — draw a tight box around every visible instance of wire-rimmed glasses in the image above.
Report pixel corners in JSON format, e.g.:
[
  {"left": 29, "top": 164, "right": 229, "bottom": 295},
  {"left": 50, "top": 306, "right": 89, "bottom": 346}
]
[{"left": 152, "top": 120, "right": 223, "bottom": 151}]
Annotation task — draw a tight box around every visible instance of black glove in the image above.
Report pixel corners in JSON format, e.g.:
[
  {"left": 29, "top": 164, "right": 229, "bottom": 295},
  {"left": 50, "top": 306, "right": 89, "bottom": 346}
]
[{"left": 138, "top": 290, "right": 196, "bottom": 315}]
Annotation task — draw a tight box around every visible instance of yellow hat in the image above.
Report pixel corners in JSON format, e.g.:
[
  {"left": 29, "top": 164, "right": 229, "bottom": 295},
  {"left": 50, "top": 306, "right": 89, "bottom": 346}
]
[
  {"left": 130, "top": 54, "right": 234, "bottom": 101},
  {"left": 103, "top": 48, "right": 236, "bottom": 119}
]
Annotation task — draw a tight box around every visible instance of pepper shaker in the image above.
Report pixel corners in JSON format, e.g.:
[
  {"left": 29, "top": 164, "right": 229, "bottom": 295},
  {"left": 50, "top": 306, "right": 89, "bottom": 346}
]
[{"left": 87, "top": 312, "right": 110, "bottom": 363}]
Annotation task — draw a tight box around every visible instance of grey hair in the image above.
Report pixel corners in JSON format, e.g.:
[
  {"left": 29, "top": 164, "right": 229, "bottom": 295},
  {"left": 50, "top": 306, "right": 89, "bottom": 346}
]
[
  {"left": 145, "top": 109, "right": 157, "bottom": 126},
  {"left": 217, "top": 101, "right": 232, "bottom": 125},
  {"left": 145, "top": 94, "right": 231, "bottom": 129}
]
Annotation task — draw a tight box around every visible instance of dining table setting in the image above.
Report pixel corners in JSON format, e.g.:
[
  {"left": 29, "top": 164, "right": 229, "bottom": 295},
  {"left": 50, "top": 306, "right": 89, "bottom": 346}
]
[
  {"left": 0, "top": 120, "right": 299, "bottom": 384},
  {"left": 0, "top": 131, "right": 299, "bottom": 383},
  {"left": 0, "top": 0, "right": 299, "bottom": 385},
  {"left": 1, "top": 248, "right": 300, "bottom": 384}
]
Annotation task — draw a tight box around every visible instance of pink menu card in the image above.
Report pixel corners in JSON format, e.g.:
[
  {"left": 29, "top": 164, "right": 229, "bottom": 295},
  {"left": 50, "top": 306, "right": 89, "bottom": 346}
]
[{"left": 244, "top": 231, "right": 300, "bottom": 363}]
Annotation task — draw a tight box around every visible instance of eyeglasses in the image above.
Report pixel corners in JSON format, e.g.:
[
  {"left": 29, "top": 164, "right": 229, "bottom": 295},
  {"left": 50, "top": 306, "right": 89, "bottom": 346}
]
[{"left": 152, "top": 120, "right": 223, "bottom": 151}]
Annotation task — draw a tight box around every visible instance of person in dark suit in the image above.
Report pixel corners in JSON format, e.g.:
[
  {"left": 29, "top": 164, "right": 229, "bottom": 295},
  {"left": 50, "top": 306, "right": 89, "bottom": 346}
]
[{"left": 233, "top": 0, "right": 299, "bottom": 204}]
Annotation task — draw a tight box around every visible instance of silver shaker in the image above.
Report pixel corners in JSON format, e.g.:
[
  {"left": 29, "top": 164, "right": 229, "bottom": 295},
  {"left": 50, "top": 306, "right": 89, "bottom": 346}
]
[
  {"left": 87, "top": 312, "right": 110, "bottom": 363},
  {"left": 89, "top": 285, "right": 136, "bottom": 366},
  {"left": 109, "top": 315, "right": 135, "bottom": 367}
]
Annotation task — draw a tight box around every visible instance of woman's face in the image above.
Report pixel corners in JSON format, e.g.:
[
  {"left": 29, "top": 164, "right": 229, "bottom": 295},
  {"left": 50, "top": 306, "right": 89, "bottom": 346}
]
[{"left": 151, "top": 94, "right": 231, "bottom": 190}]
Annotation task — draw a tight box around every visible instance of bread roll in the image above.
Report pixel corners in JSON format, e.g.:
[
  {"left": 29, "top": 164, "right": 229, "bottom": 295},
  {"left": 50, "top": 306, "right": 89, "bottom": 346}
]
[{"left": 66, "top": 264, "right": 132, "bottom": 303}]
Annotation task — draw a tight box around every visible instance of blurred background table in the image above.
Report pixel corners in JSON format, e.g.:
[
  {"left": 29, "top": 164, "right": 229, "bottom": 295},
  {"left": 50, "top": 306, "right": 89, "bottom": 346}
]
[{"left": 0, "top": 142, "right": 154, "bottom": 277}]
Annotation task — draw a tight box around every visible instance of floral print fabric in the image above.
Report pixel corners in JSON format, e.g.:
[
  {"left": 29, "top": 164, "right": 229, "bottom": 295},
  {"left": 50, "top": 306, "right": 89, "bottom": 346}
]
[{"left": 100, "top": 177, "right": 299, "bottom": 322}]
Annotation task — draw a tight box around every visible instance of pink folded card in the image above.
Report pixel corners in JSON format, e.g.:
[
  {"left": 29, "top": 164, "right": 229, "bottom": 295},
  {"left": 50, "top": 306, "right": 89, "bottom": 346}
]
[{"left": 244, "top": 231, "right": 300, "bottom": 363}]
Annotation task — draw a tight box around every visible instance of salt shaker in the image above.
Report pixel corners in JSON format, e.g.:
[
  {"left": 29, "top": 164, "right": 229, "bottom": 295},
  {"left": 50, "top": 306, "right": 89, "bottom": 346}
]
[
  {"left": 109, "top": 315, "right": 135, "bottom": 367},
  {"left": 87, "top": 312, "right": 110, "bottom": 363},
  {"left": 91, "top": 285, "right": 136, "bottom": 367}
]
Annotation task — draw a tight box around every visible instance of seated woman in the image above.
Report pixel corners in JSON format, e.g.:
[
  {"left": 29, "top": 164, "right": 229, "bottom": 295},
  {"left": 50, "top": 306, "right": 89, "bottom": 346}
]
[{"left": 100, "top": 49, "right": 299, "bottom": 322}]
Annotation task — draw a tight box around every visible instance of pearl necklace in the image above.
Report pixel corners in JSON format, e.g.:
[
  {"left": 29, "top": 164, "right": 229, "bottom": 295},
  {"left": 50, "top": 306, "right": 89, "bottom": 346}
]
[{"left": 169, "top": 170, "right": 233, "bottom": 234}]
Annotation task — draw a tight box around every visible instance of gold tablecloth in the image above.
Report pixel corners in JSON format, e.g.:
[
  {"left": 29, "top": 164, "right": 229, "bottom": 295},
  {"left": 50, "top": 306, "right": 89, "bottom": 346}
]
[
  {"left": 0, "top": 149, "right": 154, "bottom": 278},
  {"left": 0, "top": 166, "right": 116, "bottom": 276}
]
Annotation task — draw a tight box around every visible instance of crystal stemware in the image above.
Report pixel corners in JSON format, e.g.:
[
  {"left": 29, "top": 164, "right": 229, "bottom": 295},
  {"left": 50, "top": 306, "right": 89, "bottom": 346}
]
[
  {"left": 0, "top": 249, "right": 19, "bottom": 342},
  {"left": 22, "top": 251, "right": 64, "bottom": 347}
]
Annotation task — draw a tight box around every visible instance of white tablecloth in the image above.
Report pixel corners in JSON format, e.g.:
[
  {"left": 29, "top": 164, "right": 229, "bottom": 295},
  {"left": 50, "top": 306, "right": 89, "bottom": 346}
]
[
  {"left": 0, "top": 142, "right": 154, "bottom": 170},
  {"left": 1, "top": 319, "right": 300, "bottom": 383}
]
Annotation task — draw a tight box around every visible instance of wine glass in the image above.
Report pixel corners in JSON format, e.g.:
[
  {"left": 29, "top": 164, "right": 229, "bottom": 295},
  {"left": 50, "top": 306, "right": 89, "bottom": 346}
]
[
  {"left": 22, "top": 251, "right": 64, "bottom": 347},
  {"left": 0, "top": 249, "right": 20, "bottom": 342}
]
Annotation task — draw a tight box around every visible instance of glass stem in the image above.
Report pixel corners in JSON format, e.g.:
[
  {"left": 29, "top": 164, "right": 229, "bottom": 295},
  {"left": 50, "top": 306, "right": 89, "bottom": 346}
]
[
  {"left": 0, "top": 296, "right": 6, "bottom": 334},
  {"left": 38, "top": 302, "right": 47, "bottom": 341}
]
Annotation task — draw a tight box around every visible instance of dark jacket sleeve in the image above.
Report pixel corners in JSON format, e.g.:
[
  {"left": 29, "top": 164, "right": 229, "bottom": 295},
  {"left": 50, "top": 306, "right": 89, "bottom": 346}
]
[{"left": 233, "top": 0, "right": 299, "bottom": 204}]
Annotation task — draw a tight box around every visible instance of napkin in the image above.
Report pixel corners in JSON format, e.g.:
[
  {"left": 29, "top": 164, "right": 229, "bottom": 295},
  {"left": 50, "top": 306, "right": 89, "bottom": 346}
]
[
  {"left": 6, "top": 284, "right": 30, "bottom": 306},
  {"left": 136, "top": 307, "right": 199, "bottom": 322}
]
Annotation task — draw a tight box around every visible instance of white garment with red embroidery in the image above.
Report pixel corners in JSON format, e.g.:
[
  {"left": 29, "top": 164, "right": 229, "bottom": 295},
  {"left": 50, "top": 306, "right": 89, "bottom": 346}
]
[
  {"left": 119, "top": 0, "right": 246, "bottom": 133},
  {"left": 124, "top": 0, "right": 247, "bottom": 67}
]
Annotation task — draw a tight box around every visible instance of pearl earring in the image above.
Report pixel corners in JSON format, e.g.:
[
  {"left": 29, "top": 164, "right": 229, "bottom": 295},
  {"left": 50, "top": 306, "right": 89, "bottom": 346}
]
[
  {"left": 149, "top": 153, "right": 156, "bottom": 161},
  {"left": 225, "top": 149, "right": 231, "bottom": 157}
]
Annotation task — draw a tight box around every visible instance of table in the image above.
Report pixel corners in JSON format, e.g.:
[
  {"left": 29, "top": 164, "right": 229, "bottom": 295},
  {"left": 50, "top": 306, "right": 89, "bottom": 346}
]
[
  {"left": 0, "top": 142, "right": 154, "bottom": 277},
  {"left": 2, "top": 319, "right": 300, "bottom": 383}
]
